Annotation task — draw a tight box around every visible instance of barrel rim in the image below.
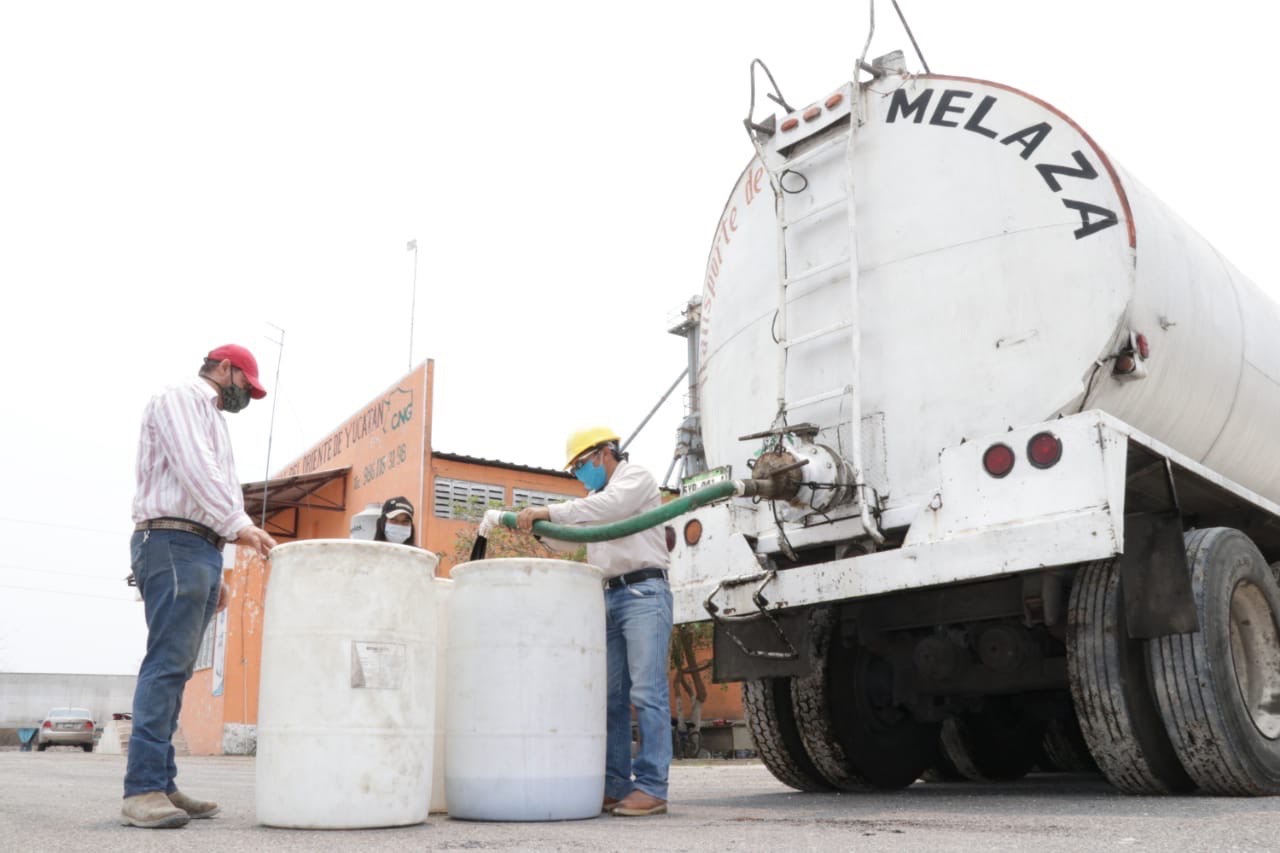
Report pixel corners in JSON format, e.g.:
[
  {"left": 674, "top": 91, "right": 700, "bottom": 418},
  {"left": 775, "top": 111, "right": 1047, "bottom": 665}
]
[
  {"left": 450, "top": 557, "right": 604, "bottom": 582},
  {"left": 271, "top": 538, "right": 441, "bottom": 567}
]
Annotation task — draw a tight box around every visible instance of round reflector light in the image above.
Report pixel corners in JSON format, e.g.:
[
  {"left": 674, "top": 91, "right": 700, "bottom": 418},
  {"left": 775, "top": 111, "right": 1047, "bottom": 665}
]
[
  {"left": 983, "top": 443, "right": 1015, "bottom": 478},
  {"left": 780, "top": 117, "right": 799, "bottom": 132},
  {"left": 684, "top": 518, "right": 703, "bottom": 547},
  {"left": 1027, "top": 432, "right": 1063, "bottom": 468}
]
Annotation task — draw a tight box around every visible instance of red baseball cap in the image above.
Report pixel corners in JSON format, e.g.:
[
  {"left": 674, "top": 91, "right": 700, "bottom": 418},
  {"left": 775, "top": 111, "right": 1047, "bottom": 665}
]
[{"left": 207, "top": 344, "right": 268, "bottom": 399}]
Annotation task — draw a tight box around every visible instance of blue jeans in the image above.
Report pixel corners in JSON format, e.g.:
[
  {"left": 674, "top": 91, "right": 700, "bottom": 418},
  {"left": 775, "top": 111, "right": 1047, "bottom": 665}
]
[
  {"left": 605, "top": 577, "right": 674, "bottom": 801},
  {"left": 124, "top": 530, "right": 222, "bottom": 797}
]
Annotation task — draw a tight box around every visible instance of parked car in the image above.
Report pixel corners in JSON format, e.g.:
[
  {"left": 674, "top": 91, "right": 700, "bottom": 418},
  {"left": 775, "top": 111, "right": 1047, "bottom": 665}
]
[{"left": 36, "top": 708, "right": 95, "bottom": 752}]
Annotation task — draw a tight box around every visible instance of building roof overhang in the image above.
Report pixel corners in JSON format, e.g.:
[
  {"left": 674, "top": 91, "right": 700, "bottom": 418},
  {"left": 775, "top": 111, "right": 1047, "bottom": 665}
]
[{"left": 240, "top": 466, "right": 350, "bottom": 538}]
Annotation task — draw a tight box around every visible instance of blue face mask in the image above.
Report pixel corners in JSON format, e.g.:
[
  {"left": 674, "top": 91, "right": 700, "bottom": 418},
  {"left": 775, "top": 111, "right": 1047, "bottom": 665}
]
[{"left": 574, "top": 459, "right": 607, "bottom": 492}]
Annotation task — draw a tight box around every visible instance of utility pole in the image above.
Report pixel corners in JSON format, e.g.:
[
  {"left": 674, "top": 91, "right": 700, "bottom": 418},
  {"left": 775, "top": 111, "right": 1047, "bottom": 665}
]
[{"left": 406, "top": 239, "right": 419, "bottom": 370}]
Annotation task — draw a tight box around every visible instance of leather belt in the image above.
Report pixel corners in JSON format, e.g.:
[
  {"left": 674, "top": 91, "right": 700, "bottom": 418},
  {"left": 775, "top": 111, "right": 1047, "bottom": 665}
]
[
  {"left": 604, "top": 568, "right": 668, "bottom": 590},
  {"left": 135, "top": 518, "right": 226, "bottom": 550}
]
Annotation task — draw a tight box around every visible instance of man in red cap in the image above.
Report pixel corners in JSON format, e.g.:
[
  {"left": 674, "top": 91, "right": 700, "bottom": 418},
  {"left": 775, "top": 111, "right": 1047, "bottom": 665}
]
[{"left": 122, "top": 344, "right": 277, "bottom": 829}]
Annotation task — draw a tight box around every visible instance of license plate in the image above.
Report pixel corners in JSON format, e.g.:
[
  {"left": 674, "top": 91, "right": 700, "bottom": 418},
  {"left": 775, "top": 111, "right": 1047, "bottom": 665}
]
[
  {"left": 681, "top": 465, "right": 731, "bottom": 496},
  {"left": 57, "top": 723, "right": 78, "bottom": 730}
]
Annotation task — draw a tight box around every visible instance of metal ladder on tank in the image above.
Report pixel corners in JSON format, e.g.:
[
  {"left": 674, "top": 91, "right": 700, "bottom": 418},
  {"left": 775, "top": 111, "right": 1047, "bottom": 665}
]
[{"left": 744, "top": 60, "right": 884, "bottom": 545}]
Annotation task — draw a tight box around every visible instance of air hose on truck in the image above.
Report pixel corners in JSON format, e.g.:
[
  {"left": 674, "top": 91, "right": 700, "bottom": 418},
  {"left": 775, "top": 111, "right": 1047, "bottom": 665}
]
[
  {"left": 469, "top": 480, "right": 741, "bottom": 559},
  {"left": 469, "top": 462, "right": 809, "bottom": 559},
  {"left": 490, "top": 466, "right": 813, "bottom": 542}
]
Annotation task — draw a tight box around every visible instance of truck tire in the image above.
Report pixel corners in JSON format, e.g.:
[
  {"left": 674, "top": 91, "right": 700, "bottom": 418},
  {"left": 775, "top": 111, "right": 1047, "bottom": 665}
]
[
  {"left": 742, "top": 678, "right": 833, "bottom": 792},
  {"left": 1066, "top": 560, "right": 1195, "bottom": 794},
  {"left": 824, "top": 637, "right": 940, "bottom": 789},
  {"left": 791, "top": 609, "right": 874, "bottom": 791},
  {"left": 1146, "top": 528, "right": 1280, "bottom": 795},
  {"left": 939, "top": 696, "right": 1043, "bottom": 782}
]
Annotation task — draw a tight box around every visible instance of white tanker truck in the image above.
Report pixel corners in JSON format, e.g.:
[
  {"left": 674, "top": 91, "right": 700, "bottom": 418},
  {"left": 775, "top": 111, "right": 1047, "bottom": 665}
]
[{"left": 665, "top": 50, "right": 1280, "bottom": 796}]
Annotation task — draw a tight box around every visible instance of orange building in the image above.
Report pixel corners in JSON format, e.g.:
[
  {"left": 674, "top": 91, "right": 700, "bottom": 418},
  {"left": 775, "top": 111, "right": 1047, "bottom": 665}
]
[{"left": 179, "top": 360, "right": 744, "bottom": 756}]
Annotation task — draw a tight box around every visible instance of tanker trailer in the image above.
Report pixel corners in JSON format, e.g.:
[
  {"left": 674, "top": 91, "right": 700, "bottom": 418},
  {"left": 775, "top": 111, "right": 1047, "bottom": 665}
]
[{"left": 667, "top": 51, "right": 1280, "bottom": 796}]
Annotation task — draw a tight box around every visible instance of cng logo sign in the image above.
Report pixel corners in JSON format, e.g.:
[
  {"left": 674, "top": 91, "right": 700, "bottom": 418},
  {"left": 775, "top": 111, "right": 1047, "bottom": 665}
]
[{"left": 387, "top": 387, "right": 413, "bottom": 430}]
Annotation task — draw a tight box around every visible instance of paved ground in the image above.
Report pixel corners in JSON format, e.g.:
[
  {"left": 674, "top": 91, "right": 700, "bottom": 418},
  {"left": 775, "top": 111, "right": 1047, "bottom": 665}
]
[{"left": 3, "top": 751, "right": 1280, "bottom": 851}]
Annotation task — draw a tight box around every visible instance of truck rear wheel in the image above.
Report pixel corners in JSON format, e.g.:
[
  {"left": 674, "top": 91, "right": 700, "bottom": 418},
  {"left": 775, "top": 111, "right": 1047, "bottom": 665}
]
[
  {"left": 939, "top": 696, "right": 1043, "bottom": 782},
  {"left": 1147, "top": 528, "right": 1280, "bottom": 795},
  {"left": 824, "top": 638, "right": 940, "bottom": 789},
  {"left": 1066, "top": 560, "right": 1195, "bottom": 794},
  {"left": 791, "top": 609, "right": 875, "bottom": 791},
  {"left": 742, "top": 677, "right": 833, "bottom": 792}
]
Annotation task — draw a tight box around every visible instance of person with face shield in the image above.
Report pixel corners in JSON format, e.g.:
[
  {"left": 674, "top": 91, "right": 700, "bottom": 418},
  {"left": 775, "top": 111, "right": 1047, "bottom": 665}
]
[
  {"left": 374, "top": 496, "right": 417, "bottom": 546},
  {"left": 123, "top": 344, "right": 277, "bottom": 829},
  {"left": 484, "top": 426, "right": 673, "bottom": 817}
]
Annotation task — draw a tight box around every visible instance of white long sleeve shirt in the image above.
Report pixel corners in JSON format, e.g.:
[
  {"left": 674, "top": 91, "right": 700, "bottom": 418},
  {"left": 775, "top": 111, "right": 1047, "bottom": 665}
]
[
  {"left": 131, "top": 376, "right": 254, "bottom": 540},
  {"left": 546, "top": 460, "right": 669, "bottom": 578}
]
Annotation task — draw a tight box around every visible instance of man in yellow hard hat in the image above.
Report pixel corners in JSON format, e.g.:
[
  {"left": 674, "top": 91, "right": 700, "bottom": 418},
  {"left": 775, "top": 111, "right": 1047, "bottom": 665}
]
[{"left": 513, "top": 426, "right": 673, "bottom": 817}]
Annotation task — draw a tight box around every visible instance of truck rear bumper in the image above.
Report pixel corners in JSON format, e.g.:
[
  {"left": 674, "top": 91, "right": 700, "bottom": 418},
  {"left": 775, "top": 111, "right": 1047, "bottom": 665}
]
[{"left": 679, "top": 506, "right": 1119, "bottom": 623}]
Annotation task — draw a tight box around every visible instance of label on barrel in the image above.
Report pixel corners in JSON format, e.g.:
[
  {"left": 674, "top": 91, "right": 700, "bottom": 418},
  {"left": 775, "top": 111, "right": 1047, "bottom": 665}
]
[{"left": 350, "top": 641, "right": 406, "bottom": 689}]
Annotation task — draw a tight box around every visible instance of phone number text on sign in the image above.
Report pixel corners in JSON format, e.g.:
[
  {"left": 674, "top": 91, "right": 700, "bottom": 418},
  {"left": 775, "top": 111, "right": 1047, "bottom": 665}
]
[{"left": 355, "top": 443, "right": 408, "bottom": 490}]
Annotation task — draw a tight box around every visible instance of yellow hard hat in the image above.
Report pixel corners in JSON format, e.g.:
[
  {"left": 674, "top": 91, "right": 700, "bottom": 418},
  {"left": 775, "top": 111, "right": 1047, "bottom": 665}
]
[{"left": 565, "top": 426, "right": 620, "bottom": 469}]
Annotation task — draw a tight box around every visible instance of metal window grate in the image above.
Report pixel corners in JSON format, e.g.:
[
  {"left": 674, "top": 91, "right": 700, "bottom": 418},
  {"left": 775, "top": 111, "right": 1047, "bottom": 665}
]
[
  {"left": 512, "top": 488, "right": 577, "bottom": 509},
  {"left": 433, "top": 477, "right": 505, "bottom": 520}
]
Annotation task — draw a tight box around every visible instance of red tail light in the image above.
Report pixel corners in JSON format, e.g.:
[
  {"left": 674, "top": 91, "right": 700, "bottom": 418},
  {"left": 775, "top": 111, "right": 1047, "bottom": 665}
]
[
  {"left": 84, "top": 721, "right": 95, "bottom": 730},
  {"left": 1027, "top": 432, "right": 1063, "bottom": 468},
  {"left": 982, "top": 443, "right": 1015, "bottom": 478},
  {"left": 684, "top": 518, "right": 704, "bottom": 546},
  {"left": 42, "top": 720, "right": 52, "bottom": 729}
]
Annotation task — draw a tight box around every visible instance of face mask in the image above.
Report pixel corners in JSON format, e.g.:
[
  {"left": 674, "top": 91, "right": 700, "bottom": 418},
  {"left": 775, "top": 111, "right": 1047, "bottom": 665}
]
[
  {"left": 385, "top": 523, "right": 412, "bottom": 544},
  {"left": 219, "top": 374, "right": 251, "bottom": 413},
  {"left": 574, "top": 459, "right": 607, "bottom": 492}
]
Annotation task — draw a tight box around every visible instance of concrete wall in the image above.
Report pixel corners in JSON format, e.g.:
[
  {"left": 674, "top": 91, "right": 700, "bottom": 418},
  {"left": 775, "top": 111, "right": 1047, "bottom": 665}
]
[{"left": 0, "top": 672, "right": 136, "bottom": 727}]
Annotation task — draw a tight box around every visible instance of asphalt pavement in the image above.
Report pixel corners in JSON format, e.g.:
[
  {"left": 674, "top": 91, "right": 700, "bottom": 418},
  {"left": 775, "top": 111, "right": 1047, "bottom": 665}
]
[{"left": 3, "top": 751, "right": 1280, "bottom": 852}]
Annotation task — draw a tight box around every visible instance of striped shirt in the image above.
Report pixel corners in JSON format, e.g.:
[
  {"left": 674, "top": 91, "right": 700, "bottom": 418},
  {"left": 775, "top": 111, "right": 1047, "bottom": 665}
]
[
  {"left": 131, "top": 376, "right": 253, "bottom": 540},
  {"left": 546, "top": 460, "right": 669, "bottom": 578}
]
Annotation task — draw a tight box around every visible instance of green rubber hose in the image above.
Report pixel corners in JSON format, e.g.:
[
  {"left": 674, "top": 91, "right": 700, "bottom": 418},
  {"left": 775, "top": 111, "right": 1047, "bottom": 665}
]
[{"left": 498, "top": 479, "right": 738, "bottom": 543}]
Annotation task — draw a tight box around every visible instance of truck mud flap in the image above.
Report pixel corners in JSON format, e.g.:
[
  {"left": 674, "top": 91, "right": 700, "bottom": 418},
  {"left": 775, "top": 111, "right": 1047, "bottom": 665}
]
[
  {"left": 1119, "top": 511, "right": 1198, "bottom": 638},
  {"left": 713, "top": 611, "right": 813, "bottom": 682}
]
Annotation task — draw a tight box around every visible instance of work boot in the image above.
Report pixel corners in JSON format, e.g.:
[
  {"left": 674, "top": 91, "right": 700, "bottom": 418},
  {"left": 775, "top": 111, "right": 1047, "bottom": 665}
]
[
  {"left": 612, "top": 790, "right": 668, "bottom": 817},
  {"left": 121, "top": 791, "right": 190, "bottom": 828},
  {"left": 603, "top": 795, "right": 622, "bottom": 813},
  {"left": 168, "top": 789, "right": 220, "bottom": 819}
]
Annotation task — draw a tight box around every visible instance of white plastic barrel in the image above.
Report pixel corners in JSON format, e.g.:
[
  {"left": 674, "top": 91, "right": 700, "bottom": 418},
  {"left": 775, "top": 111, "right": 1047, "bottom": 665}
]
[
  {"left": 429, "top": 577, "right": 452, "bottom": 815},
  {"left": 256, "top": 540, "right": 439, "bottom": 829},
  {"left": 349, "top": 502, "right": 382, "bottom": 540},
  {"left": 446, "top": 558, "right": 606, "bottom": 821}
]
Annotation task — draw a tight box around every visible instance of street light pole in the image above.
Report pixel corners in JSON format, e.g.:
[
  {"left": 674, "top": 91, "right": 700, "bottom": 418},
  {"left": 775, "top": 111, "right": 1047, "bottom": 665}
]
[{"left": 406, "top": 239, "right": 419, "bottom": 371}]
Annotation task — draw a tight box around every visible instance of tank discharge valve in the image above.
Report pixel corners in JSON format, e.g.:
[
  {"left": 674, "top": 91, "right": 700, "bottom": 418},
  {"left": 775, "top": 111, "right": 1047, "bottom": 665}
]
[{"left": 744, "top": 443, "right": 855, "bottom": 520}]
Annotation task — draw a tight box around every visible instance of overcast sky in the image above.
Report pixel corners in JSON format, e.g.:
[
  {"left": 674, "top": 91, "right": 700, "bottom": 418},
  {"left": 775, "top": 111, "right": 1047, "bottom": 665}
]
[{"left": 3, "top": 0, "right": 1278, "bottom": 674}]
